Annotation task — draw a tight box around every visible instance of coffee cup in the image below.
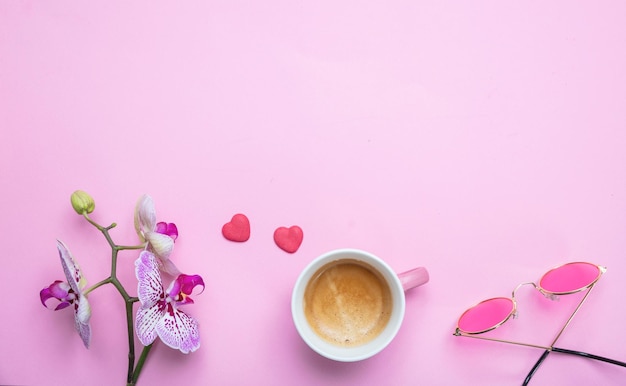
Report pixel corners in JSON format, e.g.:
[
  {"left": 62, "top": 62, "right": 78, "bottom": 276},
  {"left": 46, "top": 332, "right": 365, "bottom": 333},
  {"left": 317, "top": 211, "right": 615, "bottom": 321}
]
[{"left": 291, "top": 249, "right": 429, "bottom": 362}]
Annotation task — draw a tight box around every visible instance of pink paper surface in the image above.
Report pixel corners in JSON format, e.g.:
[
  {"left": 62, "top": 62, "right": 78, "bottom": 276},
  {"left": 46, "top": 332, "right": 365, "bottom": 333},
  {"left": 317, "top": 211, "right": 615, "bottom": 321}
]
[{"left": 2, "top": 2, "right": 626, "bottom": 385}]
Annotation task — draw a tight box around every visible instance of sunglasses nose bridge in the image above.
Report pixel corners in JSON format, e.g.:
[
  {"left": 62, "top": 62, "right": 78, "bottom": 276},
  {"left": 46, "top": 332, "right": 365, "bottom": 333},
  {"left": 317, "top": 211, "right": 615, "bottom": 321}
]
[{"left": 512, "top": 281, "right": 538, "bottom": 299}]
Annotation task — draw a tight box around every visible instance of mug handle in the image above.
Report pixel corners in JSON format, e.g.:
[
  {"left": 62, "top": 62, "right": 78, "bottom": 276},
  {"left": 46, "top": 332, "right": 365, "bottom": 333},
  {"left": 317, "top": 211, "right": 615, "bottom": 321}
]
[{"left": 398, "top": 267, "right": 429, "bottom": 291}]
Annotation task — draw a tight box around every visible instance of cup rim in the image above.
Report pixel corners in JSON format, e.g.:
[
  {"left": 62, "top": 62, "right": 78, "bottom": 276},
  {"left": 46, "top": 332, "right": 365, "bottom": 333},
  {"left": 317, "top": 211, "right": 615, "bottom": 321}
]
[{"left": 291, "top": 248, "right": 406, "bottom": 362}]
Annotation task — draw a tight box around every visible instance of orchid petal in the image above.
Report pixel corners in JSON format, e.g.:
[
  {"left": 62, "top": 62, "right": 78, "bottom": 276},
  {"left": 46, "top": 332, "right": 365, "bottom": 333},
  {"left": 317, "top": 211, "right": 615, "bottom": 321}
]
[
  {"left": 134, "top": 194, "right": 157, "bottom": 242},
  {"left": 136, "top": 304, "right": 163, "bottom": 346},
  {"left": 57, "top": 240, "right": 87, "bottom": 292},
  {"left": 40, "top": 281, "right": 70, "bottom": 308},
  {"left": 54, "top": 302, "right": 71, "bottom": 311},
  {"left": 49, "top": 281, "right": 72, "bottom": 298},
  {"left": 178, "top": 274, "right": 205, "bottom": 296},
  {"left": 75, "top": 320, "right": 91, "bottom": 349},
  {"left": 160, "top": 258, "right": 182, "bottom": 277},
  {"left": 72, "top": 296, "right": 92, "bottom": 349},
  {"left": 135, "top": 251, "right": 165, "bottom": 308},
  {"left": 41, "top": 244, "right": 92, "bottom": 349},
  {"left": 76, "top": 296, "right": 91, "bottom": 325},
  {"left": 39, "top": 288, "right": 53, "bottom": 307},
  {"left": 144, "top": 231, "right": 181, "bottom": 276},
  {"left": 145, "top": 232, "right": 175, "bottom": 260},
  {"left": 156, "top": 307, "right": 200, "bottom": 354},
  {"left": 166, "top": 274, "right": 205, "bottom": 306},
  {"left": 165, "top": 277, "right": 182, "bottom": 299},
  {"left": 134, "top": 246, "right": 202, "bottom": 353},
  {"left": 178, "top": 297, "right": 195, "bottom": 306},
  {"left": 155, "top": 222, "right": 166, "bottom": 234},
  {"left": 156, "top": 222, "right": 178, "bottom": 241}
]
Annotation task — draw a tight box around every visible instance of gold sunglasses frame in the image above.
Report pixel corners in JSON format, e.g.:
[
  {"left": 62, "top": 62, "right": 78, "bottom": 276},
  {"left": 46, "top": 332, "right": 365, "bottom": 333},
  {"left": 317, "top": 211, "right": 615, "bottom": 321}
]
[
  {"left": 454, "top": 262, "right": 606, "bottom": 350},
  {"left": 452, "top": 262, "right": 626, "bottom": 385}
]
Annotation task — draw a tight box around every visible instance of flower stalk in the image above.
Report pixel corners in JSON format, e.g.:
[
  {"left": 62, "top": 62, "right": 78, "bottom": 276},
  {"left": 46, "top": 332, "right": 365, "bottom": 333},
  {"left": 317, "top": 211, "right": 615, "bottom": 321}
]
[
  {"left": 81, "top": 212, "right": 147, "bottom": 385},
  {"left": 39, "top": 192, "right": 203, "bottom": 385}
]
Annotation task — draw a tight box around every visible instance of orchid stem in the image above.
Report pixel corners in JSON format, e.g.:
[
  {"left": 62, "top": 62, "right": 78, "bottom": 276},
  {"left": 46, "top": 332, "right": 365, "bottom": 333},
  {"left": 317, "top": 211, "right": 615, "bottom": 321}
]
[
  {"left": 131, "top": 343, "right": 154, "bottom": 385},
  {"left": 82, "top": 212, "right": 151, "bottom": 385},
  {"left": 83, "top": 278, "right": 112, "bottom": 296},
  {"left": 116, "top": 244, "right": 148, "bottom": 250},
  {"left": 126, "top": 299, "right": 136, "bottom": 384}
]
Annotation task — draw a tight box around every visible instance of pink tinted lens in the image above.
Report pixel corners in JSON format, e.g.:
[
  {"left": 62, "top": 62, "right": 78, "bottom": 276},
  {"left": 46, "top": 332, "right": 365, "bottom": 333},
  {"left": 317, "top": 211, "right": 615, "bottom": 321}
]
[
  {"left": 457, "top": 297, "right": 515, "bottom": 334},
  {"left": 539, "top": 262, "right": 601, "bottom": 294}
]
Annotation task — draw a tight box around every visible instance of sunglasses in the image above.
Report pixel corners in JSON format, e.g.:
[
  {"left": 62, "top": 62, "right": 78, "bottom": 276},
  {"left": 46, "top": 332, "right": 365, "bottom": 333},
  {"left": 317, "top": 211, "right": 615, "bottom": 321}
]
[{"left": 454, "top": 262, "right": 626, "bottom": 385}]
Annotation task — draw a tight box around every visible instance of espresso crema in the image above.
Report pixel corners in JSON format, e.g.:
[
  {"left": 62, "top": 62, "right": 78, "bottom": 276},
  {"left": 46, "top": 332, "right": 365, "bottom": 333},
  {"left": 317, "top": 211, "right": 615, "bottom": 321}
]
[{"left": 303, "top": 259, "right": 393, "bottom": 347}]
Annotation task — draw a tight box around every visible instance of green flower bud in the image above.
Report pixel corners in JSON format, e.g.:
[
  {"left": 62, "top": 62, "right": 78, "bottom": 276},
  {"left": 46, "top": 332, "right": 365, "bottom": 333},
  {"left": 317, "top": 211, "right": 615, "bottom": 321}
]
[{"left": 71, "top": 190, "right": 95, "bottom": 214}]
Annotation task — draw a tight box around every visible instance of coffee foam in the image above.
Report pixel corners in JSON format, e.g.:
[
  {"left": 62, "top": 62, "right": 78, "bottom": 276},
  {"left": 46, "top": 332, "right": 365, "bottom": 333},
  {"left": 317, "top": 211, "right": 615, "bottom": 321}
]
[{"left": 303, "top": 259, "right": 393, "bottom": 347}]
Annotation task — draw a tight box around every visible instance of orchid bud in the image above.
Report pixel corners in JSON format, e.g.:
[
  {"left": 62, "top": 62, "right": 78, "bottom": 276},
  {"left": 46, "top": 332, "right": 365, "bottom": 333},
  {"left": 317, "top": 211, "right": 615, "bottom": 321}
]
[{"left": 71, "top": 190, "right": 95, "bottom": 214}]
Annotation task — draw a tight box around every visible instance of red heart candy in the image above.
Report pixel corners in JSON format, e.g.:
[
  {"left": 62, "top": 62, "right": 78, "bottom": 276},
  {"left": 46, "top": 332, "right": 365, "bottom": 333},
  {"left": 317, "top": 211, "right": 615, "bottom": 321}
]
[
  {"left": 273, "top": 225, "right": 303, "bottom": 253},
  {"left": 222, "top": 214, "right": 251, "bottom": 242}
]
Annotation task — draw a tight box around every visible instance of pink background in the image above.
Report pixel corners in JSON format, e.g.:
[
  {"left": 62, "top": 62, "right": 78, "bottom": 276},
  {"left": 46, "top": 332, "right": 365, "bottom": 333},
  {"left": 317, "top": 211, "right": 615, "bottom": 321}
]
[{"left": 2, "top": 2, "right": 626, "bottom": 385}]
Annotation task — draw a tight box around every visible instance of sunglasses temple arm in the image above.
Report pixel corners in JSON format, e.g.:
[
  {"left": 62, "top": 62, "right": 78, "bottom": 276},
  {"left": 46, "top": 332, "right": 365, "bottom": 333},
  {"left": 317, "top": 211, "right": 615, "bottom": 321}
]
[
  {"left": 522, "top": 350, "right": 551, "bottom": 386},
  {"left": 549, "top": 284, "right": 595, "bottom": 347},
  {"left": 454, "top": 331, "right": 551, "bottom": 350},
  {"left": 552, "top": 347, "right": 626, "bottom": 367},
  {"left": 520, "top": 347, "right": 626, "bottom": 386}
]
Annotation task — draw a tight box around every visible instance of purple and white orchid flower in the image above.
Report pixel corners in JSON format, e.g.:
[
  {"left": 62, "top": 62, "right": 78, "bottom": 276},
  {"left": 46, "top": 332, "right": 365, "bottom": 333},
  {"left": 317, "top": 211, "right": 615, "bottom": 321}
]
[
  {"left": 40, "top": 240, "right": 92, "bottom": 348},
  {"left": 135, "top": 250, "right": 204, "bottom": 354},
  {"left": 134, "top": 194, "right": 180, "bottom": 275}
]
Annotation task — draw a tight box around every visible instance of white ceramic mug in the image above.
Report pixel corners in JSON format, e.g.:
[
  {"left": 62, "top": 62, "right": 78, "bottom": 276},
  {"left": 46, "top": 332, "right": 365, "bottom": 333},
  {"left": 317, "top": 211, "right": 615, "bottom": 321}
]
[{"left": 291, "top": 248, "right": 429, "bottom": 362}]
